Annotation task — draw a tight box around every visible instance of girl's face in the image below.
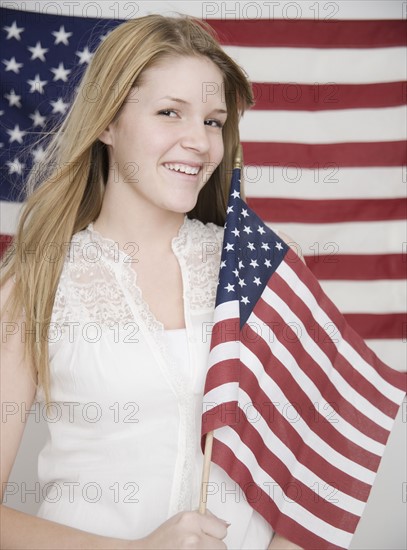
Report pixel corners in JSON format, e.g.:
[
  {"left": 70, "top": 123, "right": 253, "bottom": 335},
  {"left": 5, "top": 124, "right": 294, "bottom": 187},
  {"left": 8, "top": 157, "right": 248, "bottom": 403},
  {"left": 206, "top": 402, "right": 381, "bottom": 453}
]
[{"left": 99, "top": 55, "right": 227, "bottom": 217}]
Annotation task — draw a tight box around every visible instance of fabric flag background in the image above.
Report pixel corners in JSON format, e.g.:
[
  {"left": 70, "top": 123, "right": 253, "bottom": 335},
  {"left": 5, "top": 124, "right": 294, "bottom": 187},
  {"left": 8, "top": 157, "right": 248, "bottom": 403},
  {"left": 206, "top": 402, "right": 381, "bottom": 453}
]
[
  {"left": 201, "top": 163, "right": 406, "bottom": 549},
  {"left": 0, "top": 1, "right": 405, "bottom": 548},
  {"left": 1, "top": 2, "right": 406, "bottom": 371}
]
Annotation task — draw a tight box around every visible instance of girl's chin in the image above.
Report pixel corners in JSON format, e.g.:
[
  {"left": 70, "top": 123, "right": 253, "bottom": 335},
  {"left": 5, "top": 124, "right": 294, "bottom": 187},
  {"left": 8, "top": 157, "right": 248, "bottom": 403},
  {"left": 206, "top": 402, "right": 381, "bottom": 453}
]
[{"left": 162, "top": 194, "right": 201, "bottom": 214}]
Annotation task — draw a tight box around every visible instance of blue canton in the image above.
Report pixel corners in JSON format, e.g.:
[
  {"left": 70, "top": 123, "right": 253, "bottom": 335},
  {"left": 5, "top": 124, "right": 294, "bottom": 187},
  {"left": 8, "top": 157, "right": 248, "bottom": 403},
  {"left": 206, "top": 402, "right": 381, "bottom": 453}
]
[
  {"left": 216, "top": 167, "right": 289, "bottom": 326},
  {"left": 0, "top": 7, "right": 122, "bottom": 200}
]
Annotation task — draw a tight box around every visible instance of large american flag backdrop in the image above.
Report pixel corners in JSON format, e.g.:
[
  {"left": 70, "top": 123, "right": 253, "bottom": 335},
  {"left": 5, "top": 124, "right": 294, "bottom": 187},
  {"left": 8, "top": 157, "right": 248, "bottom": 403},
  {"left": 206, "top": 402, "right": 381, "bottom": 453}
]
[
  {"left": 0, "top": 0, "right": 405, "bottom": 547},
  {"left": 1, "top": 3, "right": 406, "bottom": 371}
]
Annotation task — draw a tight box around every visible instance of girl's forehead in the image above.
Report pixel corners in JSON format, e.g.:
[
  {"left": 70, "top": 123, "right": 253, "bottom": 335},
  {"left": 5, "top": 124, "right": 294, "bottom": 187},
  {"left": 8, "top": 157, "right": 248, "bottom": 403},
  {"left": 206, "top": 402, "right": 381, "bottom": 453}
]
[{"left": 139, "top": 55, "right": 224, "bottom": 84}]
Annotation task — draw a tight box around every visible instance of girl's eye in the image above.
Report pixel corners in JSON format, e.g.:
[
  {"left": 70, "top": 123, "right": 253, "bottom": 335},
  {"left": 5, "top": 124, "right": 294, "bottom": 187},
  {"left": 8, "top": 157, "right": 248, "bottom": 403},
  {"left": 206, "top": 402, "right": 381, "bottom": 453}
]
[
  {"left": 158, "top": 109, "right": 178, "bottom": 117},
  {"left": 205, "top": 119, "right": 224, "bottom": 129}
]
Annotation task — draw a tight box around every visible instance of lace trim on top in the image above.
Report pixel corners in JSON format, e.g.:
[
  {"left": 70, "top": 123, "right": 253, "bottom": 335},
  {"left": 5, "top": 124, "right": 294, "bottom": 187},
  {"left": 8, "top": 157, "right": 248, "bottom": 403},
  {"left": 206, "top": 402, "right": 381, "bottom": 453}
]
[{"left": 52, "top": 216, "right": 222, "bottom": 327}]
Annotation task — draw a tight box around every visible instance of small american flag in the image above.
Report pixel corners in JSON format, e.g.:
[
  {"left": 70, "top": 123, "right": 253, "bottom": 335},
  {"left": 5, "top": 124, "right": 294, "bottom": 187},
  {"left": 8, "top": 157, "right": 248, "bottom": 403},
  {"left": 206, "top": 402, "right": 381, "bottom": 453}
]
[{"left": 201, "top": 163, "right": 407, "bottom": 550}]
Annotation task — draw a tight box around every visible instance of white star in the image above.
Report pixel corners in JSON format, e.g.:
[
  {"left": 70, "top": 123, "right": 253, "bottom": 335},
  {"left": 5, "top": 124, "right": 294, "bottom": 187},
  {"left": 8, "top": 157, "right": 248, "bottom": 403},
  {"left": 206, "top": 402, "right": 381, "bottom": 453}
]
[
  {"left": 2, "top": 56, "right": 23, "bottom": 73},
  {"left": 29, "top": 109, "right": 46, "bottom": 127},
  {"left": 238, "top": 278, "right": 246, "bottom": 288},
  {"left": 231, "top": 189, "right": 240, "bottom": 199},
  {"left": 31, "top": 146, "right": 46, "bottom": 163},
  {"left": 243, "top": 225, "right": 252, "bottom": 235},
  {"left": 4, "top": 89, "right": 21, "bottom": 108},
  {"left": 99, "top": 32, "right": 111, "bottom": 42},
  {"left": 27, "top": 74, "right": 48, "bottom": 94},
  {"left": 247, "top": 242, "right": 255, "bottom": 251},
  {"left": 241, "top": 208, "right": 249, "bottom": 218},
  {"left": 231, "top": 228, "right": 240, "bottom": 237},
  {"left": 76, "top": 46, "right": 93, "bottom": 64},
  {"left": 241, "top": 296, "right": 250, "bottom": 305},
  {"left": 224, "top": 283, "right": 235, "bottom": 293},
  {"left": 264, "top": 259, "right": 272, "bottom": 268},
  {"left": 257, "top": 225, "right": 266, "bottom": 235},
  {"left": 52, "top": 25, "right": 73, "bottom": 45},
  {"left": 220, "top": 260, "right": 227, "bottom": 269},
  {"left": 276, "top": 242, "right": 283, "bottom": 251},
  {"left": 6, "top": 157, "right": 25, "bottom": 175},
  {"left": 226, "top": 205, "right": 234, "bottom": 214},
  {"left": 224, "top": 242, "right": 234, "bottom": 251},
  {"left": 50, "top": 98, "right": 70, "bottom": 114},
  {"left": 3, "top": 21, "right": 24, "bottom": 40},
  {"left": 253, "top": 277, "right": 261, "bottom": 286},
  {"left": 250, "top": 259, "right": 259, "bottom": 268},
  {"left": 261, "top": 242, "right": 270, "bottom": 251},
  {"left": 232, "top": 268, "right": 239, "bottom": 277},
  {"left": 27, "top": 41, "right": 49, "bottom": 62},
  {"left": 50, "top": 62, "right": 71, "bottom": 82},
  {"left": 6, "top": 124, "right": 26, "bottom": 143},
  {"left": 238, "top": 260, "right": 245, "bottom": 269}
]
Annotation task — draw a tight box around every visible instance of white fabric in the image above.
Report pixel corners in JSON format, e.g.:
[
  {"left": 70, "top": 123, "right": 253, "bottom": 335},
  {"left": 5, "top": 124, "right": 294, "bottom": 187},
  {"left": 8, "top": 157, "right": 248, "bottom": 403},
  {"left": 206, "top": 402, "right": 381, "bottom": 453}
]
[{"left": 35, "top": 216, "right": 273, "bottom": 549}]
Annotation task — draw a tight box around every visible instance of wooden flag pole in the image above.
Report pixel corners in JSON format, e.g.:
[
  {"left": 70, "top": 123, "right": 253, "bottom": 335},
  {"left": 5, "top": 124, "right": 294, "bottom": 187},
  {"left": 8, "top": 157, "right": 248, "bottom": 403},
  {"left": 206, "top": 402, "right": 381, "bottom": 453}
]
[
  {"left": 199, "top": 145, "right": 243, "bottom": 515},
  {"left": 199, "top": 430, "right": 214, "bottom": 514}
]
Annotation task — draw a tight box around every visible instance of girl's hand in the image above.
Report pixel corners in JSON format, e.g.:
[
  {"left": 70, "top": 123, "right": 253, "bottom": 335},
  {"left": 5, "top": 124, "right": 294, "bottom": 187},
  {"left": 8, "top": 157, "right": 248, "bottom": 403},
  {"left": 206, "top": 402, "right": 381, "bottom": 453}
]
[{"left": 139, "top": 510, "right": 229, "bottom": 549}]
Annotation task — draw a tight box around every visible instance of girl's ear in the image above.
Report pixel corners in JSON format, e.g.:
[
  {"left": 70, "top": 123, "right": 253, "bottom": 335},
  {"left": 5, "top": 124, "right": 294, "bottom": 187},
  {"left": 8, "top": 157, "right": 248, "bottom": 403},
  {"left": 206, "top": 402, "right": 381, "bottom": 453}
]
[{"left": 98, "top": 124, "right": 114, "bottom": 145}]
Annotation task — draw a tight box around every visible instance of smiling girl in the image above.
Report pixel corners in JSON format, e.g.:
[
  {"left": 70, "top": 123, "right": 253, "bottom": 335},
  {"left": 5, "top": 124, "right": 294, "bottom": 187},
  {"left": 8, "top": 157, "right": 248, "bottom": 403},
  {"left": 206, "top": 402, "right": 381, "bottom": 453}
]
[{"left": 0, "top": 13, "right": 301, "bottom": 550}]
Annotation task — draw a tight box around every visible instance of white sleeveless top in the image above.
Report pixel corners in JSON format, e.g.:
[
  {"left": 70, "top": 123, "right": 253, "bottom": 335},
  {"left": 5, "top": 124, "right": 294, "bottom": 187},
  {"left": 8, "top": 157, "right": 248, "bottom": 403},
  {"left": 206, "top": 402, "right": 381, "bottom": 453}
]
[{"left": 35, "top": 217, "right": 273, "bottom": 549}]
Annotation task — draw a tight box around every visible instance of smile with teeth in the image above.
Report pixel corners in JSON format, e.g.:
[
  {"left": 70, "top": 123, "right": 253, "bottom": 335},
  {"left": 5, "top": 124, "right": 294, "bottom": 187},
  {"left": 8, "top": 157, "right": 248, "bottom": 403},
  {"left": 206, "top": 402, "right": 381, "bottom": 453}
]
[{"left": 164, "top": 162, "right": 201, "bottom": 175}]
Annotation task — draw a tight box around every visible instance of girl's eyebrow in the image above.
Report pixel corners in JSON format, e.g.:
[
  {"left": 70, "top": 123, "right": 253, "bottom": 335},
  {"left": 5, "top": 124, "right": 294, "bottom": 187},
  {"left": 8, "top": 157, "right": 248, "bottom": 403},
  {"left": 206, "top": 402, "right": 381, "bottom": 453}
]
[{"left": 159, "top": 96, "right": 227, "bottom": 115}]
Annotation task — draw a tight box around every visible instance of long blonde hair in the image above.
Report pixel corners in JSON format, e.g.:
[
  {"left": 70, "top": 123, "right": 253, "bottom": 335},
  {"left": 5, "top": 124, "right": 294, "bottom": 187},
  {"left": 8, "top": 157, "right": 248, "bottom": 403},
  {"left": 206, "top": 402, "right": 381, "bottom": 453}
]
[{"left": 0, "top": 14, "right": 254, "bottom": 401}]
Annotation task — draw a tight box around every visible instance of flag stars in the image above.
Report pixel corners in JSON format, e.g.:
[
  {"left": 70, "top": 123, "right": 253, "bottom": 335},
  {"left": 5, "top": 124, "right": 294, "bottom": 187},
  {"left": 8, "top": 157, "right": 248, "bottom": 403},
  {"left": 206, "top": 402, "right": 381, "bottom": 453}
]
[
  {"left": 52, "top": 25, "right": 73, "bottom": 45},
  {"left": 28, "top": 41, "right": 49, "bottom": 62},
  {"left": 276, "top": 242, "right": 283, "bottom": 251},
  {"left": 4, "top": 89, "right": 22, "bottom": 108},
  {"left": 226, "top": 205, "right": 234, "bottom": 213},
  {"left": 220, "top": 260, "right": 227, "bottom": 269},
  {"left": 2, "top": 56, "right": 23, "bottom": 73},
  {"left": 50, "top": 98, "right": 70, "bottom": 114},
  {"left": 243, "top": 225, "right": 252, "bottom": 235},
  {"left": 238, "top": 260, "right": 245, "bottom": 269},
  {"left": 29, "top": 109, "right": 46, "bottom": 127},
  {"left": 253, "top": 277, "right": 262, "bottom": 286},
  {"left": 31, "top": 146, "right": 46, "bottom": 163},
  {"left": 224, "top": 242, "right": 234, "bottom": 252},
  {"left": 250, "top": 259, "right": 259, "bottom": 269},
  {"left": 231, "top": 228, "right": 240, "bottom": 237},
  {"left": 257, "top": 225, "right": 266, "bottom": 235},
  {"left": 50, "top": 62, "right": 71, "bottom": 82},
  {"left": 264, "top": 259, "right": 272, "bottom": 268},
  {"left": 261, "top": 242, "right": 270, "bottom": 251},
  {"left": 231, "top": 189, "right": 240, "bottom": 199},
  {"left": 6, "top": 124, "right": 26, "bottom": 143},
  {"left": 241, "top": 296, "right": 250, "bottom": 305},
  {"left": 232, "top": 268, "right": 239, "bottom": 277},
  {"left": 247, "top": 242, "right": 255, "bottom": 251},
  {"left": 27, "top": 74, "right": 48, "bottom": 94},
  {"left": 238, "top": 278, "right": 246, "bottom": 288},
  {"left": 99, "top": 32, "right": 111, "bottom": 42},
  {"left": 224, "top": 283, "right": 235, "bottom": 293},
  {"left": 241, "top": 208, "right": 249, "bottom": 218},
  {"left": 6, "top": 157, "right": 25, "bottom": 175},
  {"left": 3, "top": 21, "right": 24, "bottom": 40},
  {"left": 76, "top": 46, "right": 93, "bottom": 64}
]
